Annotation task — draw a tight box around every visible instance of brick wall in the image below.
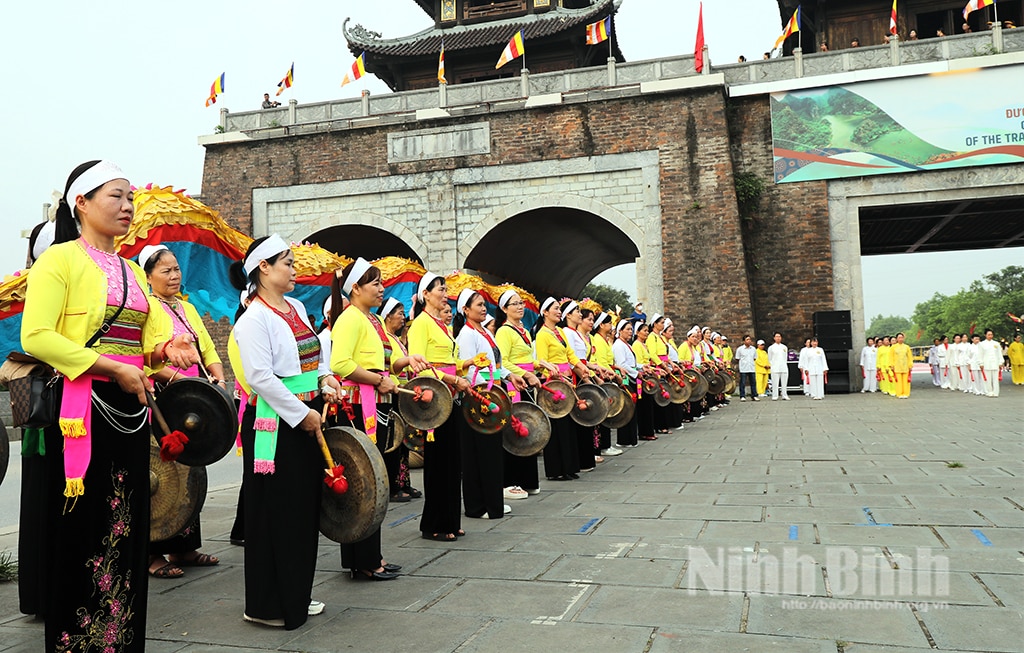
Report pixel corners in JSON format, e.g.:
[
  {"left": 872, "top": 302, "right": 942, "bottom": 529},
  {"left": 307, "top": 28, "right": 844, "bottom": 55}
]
[{"left": 201, "top": 87, "right": 835, "bottom": 344}]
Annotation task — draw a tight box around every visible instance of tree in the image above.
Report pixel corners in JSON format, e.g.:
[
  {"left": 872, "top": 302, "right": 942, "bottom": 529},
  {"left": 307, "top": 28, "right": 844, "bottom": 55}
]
[
  {"left": 582, "top": 282, "right": 632, "bottom": 317},
  {"left": 911, "top": 265, "right": 1024, "bottom": 340},
  {"left": 866, "top": 314, "right": 913, "bottom": 338}
]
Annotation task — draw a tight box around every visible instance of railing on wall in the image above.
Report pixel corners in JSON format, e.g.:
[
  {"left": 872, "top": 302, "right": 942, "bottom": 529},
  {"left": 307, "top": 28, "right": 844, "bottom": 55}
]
[{"left": 216, "top": 27, "right": 1020, "bottom": 135}]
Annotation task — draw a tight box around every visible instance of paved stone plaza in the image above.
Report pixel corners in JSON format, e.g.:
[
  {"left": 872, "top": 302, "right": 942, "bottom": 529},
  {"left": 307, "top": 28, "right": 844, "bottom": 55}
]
[{"left": 1, "top": 379, "right": 1021, "bottom": 652}]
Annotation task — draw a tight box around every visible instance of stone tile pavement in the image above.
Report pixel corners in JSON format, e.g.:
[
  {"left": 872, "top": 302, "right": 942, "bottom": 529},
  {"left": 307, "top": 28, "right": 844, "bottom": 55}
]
[{"left": 1, "top": 379, "right": 1021, "bottom": 652}]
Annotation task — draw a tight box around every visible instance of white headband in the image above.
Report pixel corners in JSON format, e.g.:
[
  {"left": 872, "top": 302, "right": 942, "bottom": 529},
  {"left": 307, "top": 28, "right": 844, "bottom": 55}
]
[
  {"left": 757, "top": 339, "right": 765, "bottom": 345},
  {"left": 664, "top": 318, "right": 672, "bottom": 328},
  {"left": 702, "top": 327, "right": 712, "bottom": 335},
  {"left": 561, "top": 301, "right": 579, "bottom": 320},
  {"left": 634, "top": 320, "right": 645, "bottom": 331},
  {"left": 341, "top": 257, "right": 372, "bottom": 297},
  {"left": 240, "top": 289, "right": 250, "bottom": 305},
  {"left": 323, "top": 295, "right": 333, "bottom": 321},
  {"left": 66, "top": 161, "right": 127, "bottom": 218},
  {"left": 616, "top": 320, "right": 632, "bottom": 334},
  {"left": 540, "top": 297, "right": 557, "bottom": 314},
  {"left": 594, "top": 312, "right": 609, "bottom": 328},
  {"left": 378, "top": 297, "right": 400, "bottom": 318},
  {"left": 711, "top": 332, "right": 721, "bottom": 340},
  {"left": 651, "top": 313, "right": 663, "bottom": 325},
  {"left": 687, "top": 325, "right": 701, "bottom": 336},
  {"left": 139, "top": 244, "right": 169, "bottom": 271},
  {"left": 456, "top": 288, "right": 476, "bottom": 314},
  {"left": 481, "top": 314, "right": 494, "bottom": 327},
  {"left": 498, "top": 289, "right": 517, "bottom": 309},
  {"left": 243, "top": 234, "right": 289, "bottom": 276},
  {"left": 418, "top": 272, "right": 440, "bottom": 301},
  {"left": 32, "top": 221, "right": 56, "bottom": 261}
]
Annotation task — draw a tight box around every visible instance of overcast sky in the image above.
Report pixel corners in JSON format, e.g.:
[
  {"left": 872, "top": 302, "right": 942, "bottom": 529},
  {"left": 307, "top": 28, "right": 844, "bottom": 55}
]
[{"left": 2, "top": 0, "right": 1018, "bottom": 320}]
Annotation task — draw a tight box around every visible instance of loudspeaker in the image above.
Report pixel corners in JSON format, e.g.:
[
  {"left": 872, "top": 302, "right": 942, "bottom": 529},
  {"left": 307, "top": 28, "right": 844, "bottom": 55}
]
[
  {"left": 825, "top": 350, "right": 850, "bottom": 373},
  {"left": 814, "top": 310, "right": 851, "bottom": 326},
  {"left": 825, "top": 372, "right": 850, "bottom": 394},
  {"left": 814, "top": 311, "right": 853, "bottom": 351}
]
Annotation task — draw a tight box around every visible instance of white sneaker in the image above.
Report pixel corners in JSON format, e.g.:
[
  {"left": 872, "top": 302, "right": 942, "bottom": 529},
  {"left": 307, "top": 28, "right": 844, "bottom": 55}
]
[
  {"left": 601, "top": 447, "right": 623, "bottom": 456},
  {"left": 740, "top": 397, "right": 747, "bottom": 401},
  {"left": 752, "top": 397, "right": 759, "bottom": 402},
  {"left": 244, "top": 614, "right": 285, "bottom": 627},
  {"left": 308, "top": 600, "right": 325, "bottom": 616},
  {"left": 674, "top": 424, "right": 685, "bottom": 431},
  {"left": 503, "top": 504, "right": 512, "bottom": 514},
  {"left": 771, "top": 397, "right": 778, "bottom": 401},
  {"left": 526, "top": 488, "right": 540, "bottom": 495},
  {"left": 503, "top": 486, "right": 528, "bottom": 500},
  {"left": 782, "top": 396, "right": 790, "bottom": 401}
]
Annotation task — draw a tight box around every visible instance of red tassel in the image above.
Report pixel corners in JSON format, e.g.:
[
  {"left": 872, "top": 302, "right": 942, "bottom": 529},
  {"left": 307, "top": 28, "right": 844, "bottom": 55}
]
[
  {"left": 413, "top": 386, "right": 434, "bottom": 403},
  {"left": 159, "top": 430, "right": 190, "bottom": 462},
  {"left": 510, "top": 415, "right": 529, "bottom": 438},
  {"left": 576, "top": 399, "right": 589, "bottom": 411},
  {"left": 324, "top": 464, "right": 348, "bottom": 494},
  {"left": 339, "top": 396, "right": 356, "bottom": 421}
]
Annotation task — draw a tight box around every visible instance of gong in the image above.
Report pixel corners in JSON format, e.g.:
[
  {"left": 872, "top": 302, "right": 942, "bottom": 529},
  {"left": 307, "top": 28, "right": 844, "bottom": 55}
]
[
  {"left": 666, "top": 376, "right": 692, "bottom": 404},
  {"left": 319, "top": 426, "right": 389, "bottom": 544},
  {"left": 384, "top": 411, "right": 403, "bottom": 453},
  {"left": 723, "top": 370, "right": 737, "bottom": 394},
  {"left": 397, "top": 377, "right": 452, "bottom": 431},
  {"left": 536, "top": 379, "right": 574, "bottom": 419},
  {"left": 603, "top": 388, "right": 636, "bottom": 429},
  {"left": 683, "top": 369, "right": 708, "bottom": 401},
  {"left": 150, "top": 439, "right": 207, "bottom": 542},
  {"left": 641, "top": 375, "right": 660, "bottom": 396},
  {"left": 570, "top": 383, "right": 610, "bottom": 427},
  {"left": 155, "top": 378, "right": 237, "bottom": 467},
  {"left": 502, "top": 401, "right": 551, "bottom": 456},
  {"left": 650, "top": 380, "right": 671, "bottom": 407},
  {"left": 462, "top": 384, "right": 512, "bottom": 435},
  {"left": 0, "top": 417, "right": 8, "bottom": 489},
  {"left": 707, "top": 371, "right": 727, "bottom": 395},
  {"left": 600, "top": 382, "right": 627, "bottom": 418}
]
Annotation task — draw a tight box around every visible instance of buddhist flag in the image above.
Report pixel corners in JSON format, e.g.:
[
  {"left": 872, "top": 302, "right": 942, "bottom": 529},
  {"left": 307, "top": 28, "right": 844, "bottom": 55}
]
[
  {"left": 774, "top": 5, "right": 800, "bottom": 50},
  {"left": 438, "top": 42, "right": 447, "bottom": 84},
  {"left": 276, "top": 62, "right": 294, "bottom": 96},
  {"left": 205, "top": 73, "right": 225, "bottom": 107},
  {"left": 496, "top": 30, "right": 525, "bottom": 69},
  {"left": 963, "top": 0, "right": 994, "bottom": 19},
  {"left": 585, "top": 16, "right": 611, "bottom": 45},
  {"left": 890, "top": 0, "right": 898, "bottom": 34},
  {"left": 341, "top": 52, "right": 366, "bottom": 87},
  {"left": 694, "top": 2, "right": 705, "bottom": 73}
]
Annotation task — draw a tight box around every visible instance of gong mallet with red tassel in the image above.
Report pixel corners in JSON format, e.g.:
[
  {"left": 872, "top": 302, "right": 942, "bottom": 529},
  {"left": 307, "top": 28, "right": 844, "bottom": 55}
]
[
  {"left": 318, "top": 404, "right": 349, "bottom": 494},
  {"left": 146, "top": 390, "right": 190, "bottom": 462}
]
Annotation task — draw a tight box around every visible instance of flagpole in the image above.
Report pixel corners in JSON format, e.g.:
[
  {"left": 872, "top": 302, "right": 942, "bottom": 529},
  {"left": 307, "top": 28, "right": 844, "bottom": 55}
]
[
  {"left": 798, "top": 6, "right": 802, "bottom": 51},
  {"left": 609, "top": 14, "right": 614, "bottom": 61},
  {"left": 994, "top": 1, "right": 999, "bottom": 24}
]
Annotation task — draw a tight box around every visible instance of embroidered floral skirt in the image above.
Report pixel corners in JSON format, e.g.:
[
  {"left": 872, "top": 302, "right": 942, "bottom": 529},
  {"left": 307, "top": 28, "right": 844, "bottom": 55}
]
[{"left": 43, "top": 381, "right": 151, "bottom": 652}]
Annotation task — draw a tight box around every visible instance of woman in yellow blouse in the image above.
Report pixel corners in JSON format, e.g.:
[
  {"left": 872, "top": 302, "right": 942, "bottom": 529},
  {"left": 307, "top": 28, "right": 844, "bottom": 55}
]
[
  {"left": 407, "top": 273, "right": 473, "bottom": 541},
  {"left": 631, "top": 321, "right": 657, "bottom": 440},
  {"left": 22, "top": 161, "right": 199, "bottom": 650},
  {"left": 1009, "top": 334, "right": 1024, "bottom": 385},
  {"left": 592, "top": 312, "right": 624, "bottom": 457},
  {"left": 890, "top": 332, "right": 913, "bottom": 399},
  {"left": 376, "top": 297, "right": 421, "bottom": 501},
  {"left": 645, "top": 314, "right": 673, "bottom": 434},
  {"left": 534, "top": 297, "right": 589, "bottom": 481},
  {"left": 755, "top": 339, "right": 771, "bottom": 396},
  {"left": 876, "top": 336, "right": 893, "bottom": 395},
  {"left": 140, "top": 244, "right": 225, "bottom": 579}
]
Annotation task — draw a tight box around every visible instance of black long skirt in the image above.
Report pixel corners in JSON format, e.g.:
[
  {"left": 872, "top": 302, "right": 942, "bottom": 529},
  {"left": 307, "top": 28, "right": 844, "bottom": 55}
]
[
  {"left": 543, "top": 415, "right": 579, "bottom": 478},
  {"left": 340, "top": 403, "right": 386, "bottom": 572},
  {"left": 576, "top": 423, "right": 596, "bottom": 470},
  {"left": 616, "top": 402, "right": 639, "bottom": 447},
  {"left": 19, "top": 432, "right": 47, "bottom": 616},
  {"left": 419, "top": 410, "right": 463, "bottom": 537},
  {"left": 150, "top": 517, "right": 202, "bottom": 556},
  {"left": 636, "top": 393, "right": 655, "bottom": 438},
  {"left": 503, "top": 450, "right": 539, "bottom": 491},
  {"left": 43, "top": 380, "right": 150, "bottom": 652},
  {"left": 462, "top": 425, "right": 505, "bottom": 519},
  {"left": 241, "top": 400, "right": 323, "bottom": 630}
]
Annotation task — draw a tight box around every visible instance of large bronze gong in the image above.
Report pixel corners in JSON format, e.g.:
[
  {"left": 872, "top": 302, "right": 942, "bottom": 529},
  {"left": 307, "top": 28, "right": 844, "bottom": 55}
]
[
  {"left": 602, "top": 388, "right": 636, "bottom": 429},
  {"left": 536, "top": 379, "right": 574, "bottom": 419},
  {"left": 707, "top": 371, "right": 727, "bottom": 395},
  {"left": 683, "top": 369, "right": 708, "bottom": 401},
  {"left": 150, "top": 439, "right": 207, "bottom": 542},
  {"left": 0, "top": 417, "right": 8, "bottom": 489},
  {"left": 600, "top": 382, "right": 627, "bottom": 418},
  {"left": 665, "top": 375, "right": 692, "bottom": 403},
  {"left": 651, "top": 380, "right": 672, "bottom": 407},
  {"left": 384, "top": 411, "right": 403, "bottom": 453},
  {"left": 570, "top": 383, "right": 610, "bottom": 427},
  {"left": 461, "top": 384, "right": 512, "bottom": 434},
  {"left": 502, "top": 401, "right": 551, "bottom": 456},
  {"left": 155, "top": 378, "right": 237, "bottom": 467},
  {"left": 319, "top": 426, "right": 389, "bottom": 544},
  {"left": 397, "top": 377, "right": 452, "bottom": 431}
]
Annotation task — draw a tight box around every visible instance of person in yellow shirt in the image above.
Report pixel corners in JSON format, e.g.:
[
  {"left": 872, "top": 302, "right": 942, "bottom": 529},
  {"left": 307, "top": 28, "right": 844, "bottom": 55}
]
[
  {"left": 1009, "top": 334, "right": 1024, "bottom": 385},
  {"left": 645, "top": 314, "right": 673, "bottom": 434},
  {"left": 631, "top": 322, "right": 657, "bottom": 440},
  {"left": 592, "top": 312, "right": 626, "bottom": 455},
  {"left": 534, "top": 297, "right": 589, "bottom": 481},
  {"left": 407, "top": 273, "right": 474, "bottom": 542},
  {"left": 875, "top": 336, "right": 893, "bottom": 395},
  {"left": 755, "top": 339, "right": 771, "bottom": 396},
  {"left": 890, "top": 332, "right": 913, "bottom": 398}
]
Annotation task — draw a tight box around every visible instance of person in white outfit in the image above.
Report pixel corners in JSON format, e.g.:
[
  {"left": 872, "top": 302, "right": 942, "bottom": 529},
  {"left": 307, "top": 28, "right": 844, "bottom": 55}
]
[
  {"left": 967, "top": 334, "right": 983, "bottom": 395},
  {"left": 949, "top": 334, "right": 963, "bottom": 391},
  {"left": 957, "top": 334, "right": 972, "bottom": 393},
  {"left": 797, "top": 339, "right": 811, "bottom": 397},
  {"left": 978, "top": 328, "right": 1003, "bottom": 397},
  {"left": 767, "top": 332, "right": 790, "bottom": 400},
  {"left": 927, "top": 338, "right": 942, "bottom": 386},
  {"left": 804, "top": 338, "right": 829, "bottom": 399},
  {"left": 860, "top": 337, "right": 877, "bottom": 392},
  {"left": 937, "top": 335, "right": 951, "bottom": 389},
  {"left": 734, "top": 335, "right": 758, "bottom": 401}
]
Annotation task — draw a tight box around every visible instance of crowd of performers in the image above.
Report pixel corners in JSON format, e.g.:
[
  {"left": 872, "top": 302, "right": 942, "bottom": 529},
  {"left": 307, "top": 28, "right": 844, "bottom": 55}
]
[{"left": 16, "top": 160, "right": 747, "bottom": 648}]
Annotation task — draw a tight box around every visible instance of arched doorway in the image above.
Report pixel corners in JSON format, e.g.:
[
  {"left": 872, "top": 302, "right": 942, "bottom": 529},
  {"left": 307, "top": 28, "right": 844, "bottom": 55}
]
[
  {"left": 463, "top": 206, "right": 641, "bottom": 299},
  {"left": 306, "top": 224, "right": 423, "bottom": 263}
]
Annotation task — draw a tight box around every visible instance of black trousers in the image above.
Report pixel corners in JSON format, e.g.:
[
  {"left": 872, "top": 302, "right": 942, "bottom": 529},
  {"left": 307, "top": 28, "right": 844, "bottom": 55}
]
[
  {"left": 462, "top": 428, "right": 505, "bottom": 519},
  {"left": 419, "top": 411, "right": 463, "bottom": 536}
]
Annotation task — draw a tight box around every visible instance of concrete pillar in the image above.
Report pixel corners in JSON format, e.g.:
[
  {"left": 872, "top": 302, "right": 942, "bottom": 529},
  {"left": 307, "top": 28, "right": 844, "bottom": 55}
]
[
  {"left": 607, "top": 57, "right": 617, "bottom": 86},
  {"left": 219, "top": 108, "right": 228, "bottom": 131},
  {"left": 793, "top": 47, "right": 804, "bottom": 77},
  {"left": 361, "top": 90, "right": 370, "bottom": 117},
  {"left": 288, "top": 99, "right": 297, "bottom": 125},
  {"left": 520, "top": 68, "right": 530, "bottom": 97},
  {"left": 439, "top": 82, "right": 448, "bottom": 108},
  {"left": 889, "top": 35, "right": 900, "bottom": 66},
  {"left": 701, "top": 46, "right": 710, "bottom": 74},
  {"left": 992, "top": 23, "right": 1004, "bottom": 53}
]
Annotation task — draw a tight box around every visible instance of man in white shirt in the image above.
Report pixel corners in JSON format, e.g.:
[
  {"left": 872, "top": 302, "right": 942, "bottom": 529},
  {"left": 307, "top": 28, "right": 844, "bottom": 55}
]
[
  {"left": 860, "top": 337, "right": 878, "bottom": 392},
  {"left": 926, "top": 338, "right": 941, "bottom": 387},
  {"left": 735, "top": 335, "right": 758, "bottom": 401},
  {"left": 937, "top": 335, "right": 951, "bottom": 389},
  {"left": 977, "top": 328, "right": 1003, "bottom": 397},
  {"left": 767, "top": 332, "right": 790, "bottom": 400},
  {"left": 804, "top": 337, "right": 829, "bottom": 399}
]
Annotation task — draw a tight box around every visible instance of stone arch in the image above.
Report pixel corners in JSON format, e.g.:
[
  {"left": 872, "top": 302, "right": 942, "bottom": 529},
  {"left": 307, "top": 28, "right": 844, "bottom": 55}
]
[
  {"left": 291, "top": 211, "right": 427, "bottom": 263},
  {"left": 461, "top": 194, "right": 648, "bottom": 299}
]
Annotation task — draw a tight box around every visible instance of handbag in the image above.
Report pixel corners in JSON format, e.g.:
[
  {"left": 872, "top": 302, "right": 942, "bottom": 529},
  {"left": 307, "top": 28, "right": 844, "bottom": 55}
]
[{"left": 3, "top": 258, "right": 130, "bottom": 429}]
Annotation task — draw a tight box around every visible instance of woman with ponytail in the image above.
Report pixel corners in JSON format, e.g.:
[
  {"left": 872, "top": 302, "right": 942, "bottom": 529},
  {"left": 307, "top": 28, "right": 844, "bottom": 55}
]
[
  {"left": 21, "top": 161, "right": 200, "bottom": 651},
  {"left": 231, "top": 235, "right": 341, "bottom": 628},
  {"left": 376, "top": 298, "right": 421, "bottom": 501}
]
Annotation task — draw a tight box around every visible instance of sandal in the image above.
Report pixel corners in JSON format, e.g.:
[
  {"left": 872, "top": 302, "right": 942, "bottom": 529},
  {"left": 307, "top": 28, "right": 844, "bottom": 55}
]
[
  {"left": 390, "top": 491, "right": 412, "bottom": 503},
  {"left": 169, "top": 552, "right": 219, "bottom": 567},
  {"left": 149, "top": 562, "right": 184, "bottom": 579},
  {"left": 421, "top": 532, "right": 456, "bottom": 541},
  {"left": 403, "top": 485, "right": 423, "bottom": 499}
]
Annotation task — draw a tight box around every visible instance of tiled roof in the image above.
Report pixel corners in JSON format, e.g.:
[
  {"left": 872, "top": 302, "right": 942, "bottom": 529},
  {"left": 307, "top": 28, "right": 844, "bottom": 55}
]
[{"left": 344, "top": 0, "right": 618, "bottom": 58}]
